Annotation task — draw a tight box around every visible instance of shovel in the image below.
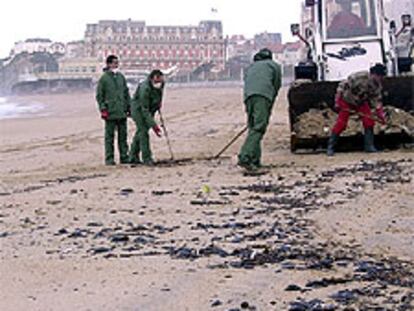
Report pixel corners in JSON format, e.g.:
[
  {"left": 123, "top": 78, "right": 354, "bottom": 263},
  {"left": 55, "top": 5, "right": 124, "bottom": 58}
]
[
  {"left": 214, "top": 126, "right": 248, "bottom": 159},
  {"left": 343, "top": 109, "right": 414, "bottom": 137}
]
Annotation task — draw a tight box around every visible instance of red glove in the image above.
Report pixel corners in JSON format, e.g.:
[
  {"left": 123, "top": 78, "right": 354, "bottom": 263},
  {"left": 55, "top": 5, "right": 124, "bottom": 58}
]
[
  {"left": 152, "top": 125, "right": 162, "bottom": 137},
  {"left": 376, "top": 106, "right": 386, "bottom": 125},
  {"left": 101, "top": 109, "right": 109, "bottom": 120}
]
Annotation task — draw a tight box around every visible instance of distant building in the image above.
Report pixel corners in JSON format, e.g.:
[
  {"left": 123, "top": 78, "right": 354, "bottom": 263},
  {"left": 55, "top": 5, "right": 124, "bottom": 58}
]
[
  {"left": 65, "top": 41, "right": 86, "bottom": 59},
  {"left": 277, "top": 41, "right": 303, "bottom": 83},
  {"left": 254, "top": 32, "right": 282, "bottom": 49},
  {"left": 226, "top": 34, "right": 284, "bottom": 62},
  {"left": 84, "top": 19, "right": 226, "bottom": 75},
  {"left": 226, "top": 35, "right": 255, "bottom": 60},
  {"left": 12, "top": 38, "right": 52, "bottom": 56},
  {"left": 224, "top": 31, "right": 301, "bottom": 81},
  {"left": 0, "top": 52, "right": 59, "bottom": 93},
  {"left": 11, "top": 38, "right": 65, "bottom": 57},
  {"left": 49, "top": 42, "right": 66, "bottom": 55},
  {"left": 269, "top": 44, "right": 285, "bottom": 63},
  {"left": 282, "top": 41, "right": 302, "bottom": 66},
  {"left": 55, "top": 57, "right": 100, "bottom": 80}
]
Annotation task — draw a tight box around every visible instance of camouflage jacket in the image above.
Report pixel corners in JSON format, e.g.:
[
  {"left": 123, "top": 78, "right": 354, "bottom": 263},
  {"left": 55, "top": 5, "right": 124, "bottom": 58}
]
[{"left": 336, "top": 71, "right": 382, "bottom": 108}]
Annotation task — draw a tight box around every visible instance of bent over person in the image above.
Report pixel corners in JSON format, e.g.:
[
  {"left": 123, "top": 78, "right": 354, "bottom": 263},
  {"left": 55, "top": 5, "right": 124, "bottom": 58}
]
[
  {"left": 238, "top": 48, "right": 282, "bottom": 171},
  {"left": 327, "top": 64, "right": 387, "bottom": 156},
  {"left": 96, "top": 55, "right": 131, "bottom": 165},
  {"left": 129, "top": 70, "right": 164, "bottom": 166}
]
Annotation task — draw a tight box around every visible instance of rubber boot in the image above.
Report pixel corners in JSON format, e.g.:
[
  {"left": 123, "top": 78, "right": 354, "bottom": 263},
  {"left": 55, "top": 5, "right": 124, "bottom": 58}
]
[
  {"left": 364, "top": 128, "right": 378, "bottom": 153},
  {"left": 129, "top": 153, "right": 142, "bottom": 165},
  {"left": 143, "top": 159, "right": 155, "bottom": 167},
  {"left": 327, "top": 133, "right": 339, "bottom": 156}
]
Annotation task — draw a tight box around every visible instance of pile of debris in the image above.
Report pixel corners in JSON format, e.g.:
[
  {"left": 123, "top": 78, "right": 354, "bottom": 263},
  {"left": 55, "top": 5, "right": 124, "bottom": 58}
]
[{"left": 293, "top": 106, "right": 414, "bottom": 138}]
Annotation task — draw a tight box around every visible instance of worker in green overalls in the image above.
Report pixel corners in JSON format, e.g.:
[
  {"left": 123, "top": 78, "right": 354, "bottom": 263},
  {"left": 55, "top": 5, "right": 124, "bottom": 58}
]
[
  {"left": 238, "top": 48, "right": 282, "bottom": 171},
  {"left": 96, "top": 55, "right": 131, "bottom": 165},
  {"left": 129, "top": 70, "right": 164, "bottom": 166}
]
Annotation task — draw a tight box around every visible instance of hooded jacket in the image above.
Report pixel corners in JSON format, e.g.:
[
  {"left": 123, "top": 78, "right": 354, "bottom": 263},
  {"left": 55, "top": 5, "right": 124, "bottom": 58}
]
[{"left": 243, "top": 49, "right": 282, "bottom": 103}]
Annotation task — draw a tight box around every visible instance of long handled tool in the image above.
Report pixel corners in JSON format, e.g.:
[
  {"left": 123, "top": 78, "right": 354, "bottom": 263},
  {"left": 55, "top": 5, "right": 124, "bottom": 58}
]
[
  {"left": 158, "top": 110, "right": 175, "bottom": 160},
  {"left": 214, "top": 126, "right": 248, "bottom": 159},
  {"left": 344, "top": 109, "right": 413, "bottom": 137}
]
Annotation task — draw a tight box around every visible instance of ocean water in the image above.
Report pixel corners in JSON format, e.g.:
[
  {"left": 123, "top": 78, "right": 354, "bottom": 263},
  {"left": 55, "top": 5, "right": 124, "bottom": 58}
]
[{"left": 0, "top": 97, "right": 44, "bottom": 120}]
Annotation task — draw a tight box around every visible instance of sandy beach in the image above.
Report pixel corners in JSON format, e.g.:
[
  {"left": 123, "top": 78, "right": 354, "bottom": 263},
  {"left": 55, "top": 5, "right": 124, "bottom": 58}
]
[{"left": 0, "top": 86, "right": 413, "bottom": 310}]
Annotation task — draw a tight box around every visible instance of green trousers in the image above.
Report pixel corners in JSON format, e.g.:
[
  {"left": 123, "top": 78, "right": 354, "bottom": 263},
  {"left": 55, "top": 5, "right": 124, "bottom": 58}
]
[
  {"left": 104, "top": 119, "right": 129, "bottom": 164},
  {"left": 130, "top": 113, "right": 154, "bottom": 163},
  {"left": 238, "top": 95, "right": 272, "bottom": 167}
]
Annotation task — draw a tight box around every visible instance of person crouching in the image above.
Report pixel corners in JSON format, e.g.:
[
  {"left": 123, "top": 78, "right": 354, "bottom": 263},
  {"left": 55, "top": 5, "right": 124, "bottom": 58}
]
[{"left": 327, "top": 64, "right": 387, "bottom": 156}]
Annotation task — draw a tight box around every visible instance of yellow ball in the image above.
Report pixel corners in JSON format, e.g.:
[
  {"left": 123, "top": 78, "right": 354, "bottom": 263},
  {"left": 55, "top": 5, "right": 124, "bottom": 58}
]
[{"left": 202, "top": 185, "right": 211, "bottom": 194}]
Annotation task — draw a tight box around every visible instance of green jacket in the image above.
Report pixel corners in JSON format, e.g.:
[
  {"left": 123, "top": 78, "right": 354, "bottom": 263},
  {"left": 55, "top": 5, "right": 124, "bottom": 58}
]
[
  {"left": 131, "top": 79, "right": 164, "bottom": 128},
  {"left": 96, "top": 71, "right": 131, "bottom": 120},
  {"left": 243, "top": 51, "right": 282, "bottom": 103}
]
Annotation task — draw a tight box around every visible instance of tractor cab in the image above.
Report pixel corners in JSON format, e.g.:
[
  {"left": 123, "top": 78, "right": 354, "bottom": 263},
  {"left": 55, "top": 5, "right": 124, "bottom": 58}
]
[
  {"left": 287, "top": 0, "right": 413, "bottom": 152},
  {"left": 322, "top": 0, "right": 384, "bottom": 80},
  {"left": 292, "top": 0, "right": 412, "bottom": 81},
  {"left": 324, "top": 0, "right": 379, "bottom": 40}
]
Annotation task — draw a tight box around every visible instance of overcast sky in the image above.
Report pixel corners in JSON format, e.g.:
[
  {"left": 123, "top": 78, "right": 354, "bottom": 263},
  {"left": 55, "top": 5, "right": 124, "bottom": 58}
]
[{"left": 0, "top": 0, "right": 302, "bottom": 58}]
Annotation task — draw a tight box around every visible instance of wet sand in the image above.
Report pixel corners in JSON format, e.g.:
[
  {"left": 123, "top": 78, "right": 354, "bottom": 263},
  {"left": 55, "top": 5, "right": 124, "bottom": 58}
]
[{"left": 0, "top": 87, "right": 413, "bottom": 310}]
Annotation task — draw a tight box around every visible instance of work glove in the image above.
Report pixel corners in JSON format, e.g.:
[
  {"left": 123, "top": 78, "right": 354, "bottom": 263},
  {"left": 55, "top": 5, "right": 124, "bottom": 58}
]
[
  {"left": 376, "top": 106, "right": 386, "bottom": 125},
  {"left": 101, "top": 109, "right": 109, "bottom": 120},
  {"left": 152, "top": 124, "right": 162, "bottom": 137}
]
